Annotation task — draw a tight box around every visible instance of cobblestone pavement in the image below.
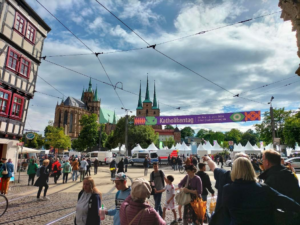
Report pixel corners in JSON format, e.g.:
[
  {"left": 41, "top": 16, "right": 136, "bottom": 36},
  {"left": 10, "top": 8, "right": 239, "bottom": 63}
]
[{"left": 1, "top": 166, "right": 218, "bottom": 225}]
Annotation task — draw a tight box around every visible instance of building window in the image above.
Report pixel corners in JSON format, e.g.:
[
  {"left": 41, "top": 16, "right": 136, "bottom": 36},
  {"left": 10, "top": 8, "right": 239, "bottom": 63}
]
[
  {"left": 64, "top": 111, "right": 68, "bottom": 125},
  {"left": 19, "top": 57, "right": 31, "bottom": 78},
  {"left": 69, "top": 112, "right": 73, "bottom": 132},
  {"left": 26, "top": 23, "right": 36, "bottom": 43},
  {"left": 0, "top": 88, "right": 11, "bottom": 117},
  {"left": 6, "top": 48, "right": 19, "bottom": 72},
  {"left": 10, "top": 94, "right": 24, "bottom": 119},
  {"left": 6, "top": 47, "right": 31, "bottom": 79},
  {"left": 14, "top": 12, "right": 26, "bottom": 35}
]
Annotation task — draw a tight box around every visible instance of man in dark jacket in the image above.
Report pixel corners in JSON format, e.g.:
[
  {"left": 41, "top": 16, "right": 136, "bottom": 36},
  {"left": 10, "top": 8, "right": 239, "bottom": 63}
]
[
  {"left": 172, "top": 156, "right": 177, "bottom": 171},
  {"left": 196, "top": 163, "right": 215, "bottom": 200},
  {"left": 219, "top": 155, "right": 224, "bottom": 168},
  {"left": 124, "top": 157, "right": 129, "bottom": 173},
  {"left": 85, "top": 158, "right": 91, "bottom": 176},
  {"left": 94, "top": 158, "right": 99, "bottom": 175},
  {"left": 258, "top": 150, "right": 300, "bottom": 225}
]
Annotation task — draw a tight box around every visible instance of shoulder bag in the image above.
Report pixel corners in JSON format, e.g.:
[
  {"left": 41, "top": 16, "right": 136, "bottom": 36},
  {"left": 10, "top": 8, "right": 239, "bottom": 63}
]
[
  {"left": 175, "top": 175, "right": 191, "bottom": 205},
  {"left": 2, "top": 163, "right": 8, "bottom": 175},
  {"left": 125, "top": 205, "right": 147, "bottom": 225}
]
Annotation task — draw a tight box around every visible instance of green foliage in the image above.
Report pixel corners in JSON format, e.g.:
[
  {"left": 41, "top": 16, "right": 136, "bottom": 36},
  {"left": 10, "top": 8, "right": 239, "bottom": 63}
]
[
  {"left": 163, "top": 137, "right": 175, "bottom": 149},
  {"left": 240, "top": 129, "right": 258, "bottom": 146},
  {"left": 21, "top": 132, "right": 44, "bottom": 149},
  {"left": 45, "top": 126, "right": 71, "bottom": 149},
  {"left": 283, "top": 112, "right": 300, "bottom": 147},
  {"left": 224, "top": 129, "right": 242, "bottom": 144},
  {"left": 196, "top": 129, "right": 209, "bottom": 139},
  {"left": 73, "top": 114, "right": 99, "bottom": 151},
  {"left": 180, "top": 127, "right": 195, "bottom": 139},
  {"left": 165, "top": 125, "right": 175, "bottom": 130}
]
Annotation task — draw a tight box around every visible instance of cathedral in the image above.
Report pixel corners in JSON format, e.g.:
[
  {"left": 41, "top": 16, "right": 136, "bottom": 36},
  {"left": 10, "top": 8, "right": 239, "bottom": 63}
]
[
  {"left": 53, "top": 78, "right": 117, "bottom": 139},
  {"left": 137, "top": 77, "right": 181, "bottom": 143}
]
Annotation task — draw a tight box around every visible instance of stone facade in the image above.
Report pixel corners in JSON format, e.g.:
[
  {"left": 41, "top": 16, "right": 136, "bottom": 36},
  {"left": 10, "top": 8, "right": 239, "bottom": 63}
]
[{"left": 278, "top": 0, "right": 300, "bottom": 76}]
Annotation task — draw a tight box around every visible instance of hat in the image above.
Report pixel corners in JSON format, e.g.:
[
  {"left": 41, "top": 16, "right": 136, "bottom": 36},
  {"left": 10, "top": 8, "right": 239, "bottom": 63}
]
[
  {"left": 1, "top": 158, "right": 7, "bottom": 161},
  {"left": 131, "top": 178, "right": 152, "bottom": 200},
  {"left": 112, "top": 172, "right": 127, "bottom": 181}
]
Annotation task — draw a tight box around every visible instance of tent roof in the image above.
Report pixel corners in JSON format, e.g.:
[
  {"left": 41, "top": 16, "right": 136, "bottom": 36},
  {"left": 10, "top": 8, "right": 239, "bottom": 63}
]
[
  {"left": 146, "top": 143, "right": 158, "bottom": 151},
  {"left": 179, "top": 142, "right": 190, "bottom": 150},
  {"left": 18, "top": 147, "right": 41, "bottom": 153},
  {"left": 197, "top": 144, "right": 206, "bottom": 151},
  {"left": 212, "top": 141, "right": 223, "bottom": 150}
]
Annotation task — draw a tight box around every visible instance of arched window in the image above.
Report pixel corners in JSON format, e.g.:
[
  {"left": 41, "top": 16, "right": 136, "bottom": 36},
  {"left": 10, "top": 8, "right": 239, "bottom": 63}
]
[
  {"left": 64, "top": 111, "right": 68, "bottom": 125},
  {"left": 69, "top": 112, "right": 73, "bottom": 132}
]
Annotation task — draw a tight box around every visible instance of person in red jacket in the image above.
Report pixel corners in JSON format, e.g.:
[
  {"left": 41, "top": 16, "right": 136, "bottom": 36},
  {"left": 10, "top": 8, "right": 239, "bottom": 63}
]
[{"left": 52, "top": 158, "right": 61, "bottom": 184}]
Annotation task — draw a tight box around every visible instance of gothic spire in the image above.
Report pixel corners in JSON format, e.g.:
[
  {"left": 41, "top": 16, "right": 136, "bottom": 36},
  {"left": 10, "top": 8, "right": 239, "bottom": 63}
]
[
  {"left": 152, "top": 81, "right": 158, "bottom": 109},
  {"left": 137, "top": 81, "right": 142, "bottom": 109},
  {"left": 143, "top": 75, "right": 151, "bottom": 103},
  {"left": 93, "top": 86, "right": 99, "bottom": 101},
  {"left": 88, "top": 77, "right": 92, "bottom": 92},
  {"left": 113, "top": 111, "right": 116, "bottom": 124}
]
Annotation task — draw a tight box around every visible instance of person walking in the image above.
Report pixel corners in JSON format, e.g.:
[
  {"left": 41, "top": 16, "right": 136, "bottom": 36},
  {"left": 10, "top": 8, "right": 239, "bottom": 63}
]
[
  {"left": 124, "top": 157, "right": 129, "bottom": 173},
  {"left": 120, "top": 178, "right": 166, "bottom": 225},
  {"left": 117, "top": 158, "right": 124, "bottom": 173},
  {"left": 177, "top": 156, "right": 182, "bottom": 171},
  {"left": 85, "top": 158, "right": 91, "bottom": 176},
  {"left": 94, "top": 158, "right": 99, "bottom": 175},
  {"left": 143, "top": 155, "right": 150, "bottom": 176},
  {"left": 219, "top": 155, "right": 224, "bottom": 168},
  {"left": 106, "top": 173, "right": 131, "bottom": 225},
  {"left": 173, "top": 156, "right": 178, "bottom": 171},
  {"left": 52, "top": 158, "right": 62, "bottom": 184},
  {"left": 79, "top": 158, "right": 88, "bottom": 182},
  {"left": 75, "top": 177, "right": 101, "bottom": 225},
  {"left": 110, "top": 159, "right": 117, "bottom": 179},
  {"left": 34, "top": 159, "right": 51, "bottom": 201},
  {"left": 150, "top": 162, "right": 166, "bottom": 218},
  {"left": 0, "top": 158, "right": 14, "bottom": 195},
  {"left": 62, "top": 160, "right": 72, "bottom": 183},
  {"left": 27, "top": 159, "right": 38, "bottom": 186},
  {"left": 72, "top": 158, "right": 79, "bottom": 182}
]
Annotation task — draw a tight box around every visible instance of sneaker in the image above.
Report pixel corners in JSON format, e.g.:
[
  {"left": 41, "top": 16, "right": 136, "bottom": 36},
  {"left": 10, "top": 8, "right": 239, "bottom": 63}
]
[
  {"left": 177, "top": 218, "right": 182, "bottom": 222},
  {"left": 43, "top": 196, "right": 50, "bottom": 201},
  {"left": 171, "top": 220, "right": 178, "bottom": 225}
]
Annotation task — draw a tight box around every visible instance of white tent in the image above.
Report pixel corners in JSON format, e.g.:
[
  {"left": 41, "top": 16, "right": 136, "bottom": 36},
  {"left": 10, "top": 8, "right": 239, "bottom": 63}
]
[
  {"left": 204, "top": 141, "right": 213, "bottom": 150},
  {"left": 18, "top": 147, "right": 41, "bottom": 154},
  {"left": 286, "top": 147, "right": 293, "bottom": 157},
  {"left": 254, "top": 144, "right": 260, "bottom": 150},
  {"left": 131, "top": 144, "right": 146, "bottom": 155},
  {"left": 170, "top": 145, "right": 176, "bottom": 150},
  {"left": 233, "top": 143, "right": 245, "bottom": 152},
  {"left": 175, "top": 143, "right": 182, "bottom": 149},
  {"left": 197, "top": 144, "right": 210, "bottom": 156},
  {"left": 244, "top": 141, "right": 262, "bottom": 155},
  {"left": 265, "top": 143, "right": 274, "bottom": 150},
  {"left": 111, "top": 144, "right": 126, "bottom": 154},
  {"left": 146, "top": 143, "right": 159, "bottom": 151},
  {"left": 179, "top": 142, "right": 191, "bottom": 151}
]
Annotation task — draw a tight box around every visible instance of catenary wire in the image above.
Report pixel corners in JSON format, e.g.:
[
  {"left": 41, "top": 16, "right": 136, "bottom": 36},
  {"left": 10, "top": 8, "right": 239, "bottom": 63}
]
[
  {"left": 34, "top": 90, "right": 63, "bottom": 99},
  {"left": 38, "top": 76, "right": 65, "bottom": 98},
  {"left": 36, "top": 0, "right": 125, "bottom": 107}
]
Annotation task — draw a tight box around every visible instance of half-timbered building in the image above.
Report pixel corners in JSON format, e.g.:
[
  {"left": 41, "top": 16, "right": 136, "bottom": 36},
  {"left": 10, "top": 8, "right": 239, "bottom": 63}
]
[{"left": 0, "top": 0, "right": 51, "bottom": 162}]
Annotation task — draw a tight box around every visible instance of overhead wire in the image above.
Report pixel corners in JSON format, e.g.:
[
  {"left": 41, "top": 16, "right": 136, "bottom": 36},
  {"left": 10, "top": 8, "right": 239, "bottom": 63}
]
[
  {"left": 38, "top": 76, "right": 65, "bottom": 98},
  {"left": 95, "top": 1, "right": 266, "bottom": 105},
  {"left": 34, "top": 90, "right": 63, "bottom": 99},
  {"left": 36, "top": 0, "right": 125, "bottom": 107}
]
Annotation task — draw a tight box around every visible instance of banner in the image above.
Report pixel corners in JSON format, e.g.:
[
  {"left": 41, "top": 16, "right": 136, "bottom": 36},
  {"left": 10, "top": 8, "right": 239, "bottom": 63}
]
[{"left": 134, "top": 111, "right": 261, "bottom": 125}]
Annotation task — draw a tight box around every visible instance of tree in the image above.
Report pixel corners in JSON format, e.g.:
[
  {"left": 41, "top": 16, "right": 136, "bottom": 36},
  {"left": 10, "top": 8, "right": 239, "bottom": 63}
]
[
  {"left": 45, "top": 127, "right": 71, "bottom": 149},
  {"left": 240, "top": 131, "right": 258, "bottom": 146},
  {"left": 180, "top": 127, "right": 195, "bottom": 139},
  {"left": 224, "top": 129, "right": 242, "bottom": 144},
  {"left": 21, "top": 132, "right": 44, "bottom": 149},
  {"left": 283, "top": 112, "right": 300, "bottom": 147},
  {"left": 73, "top": 114, "right": 99, "bottom": 151},
  {"left": 255, "top": 108, "right": 291, "bottom": 144},
  {"left": 163, "top": 137, "right": 175, "bottom": 149},
  {"left": 196, "top": 129, "right": 209, "bottom": 139},
  {"left": 165, "top": 125, "right": 175, "bottom": 130}
]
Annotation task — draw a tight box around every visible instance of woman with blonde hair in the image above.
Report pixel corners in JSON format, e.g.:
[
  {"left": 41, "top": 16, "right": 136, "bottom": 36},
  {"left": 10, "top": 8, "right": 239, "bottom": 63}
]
[
  {"left": 222, "top": 157, "right": 300, "bottom": 225},
  {"left": 75, "top": 176, "right": 101, "bottom": 225}
]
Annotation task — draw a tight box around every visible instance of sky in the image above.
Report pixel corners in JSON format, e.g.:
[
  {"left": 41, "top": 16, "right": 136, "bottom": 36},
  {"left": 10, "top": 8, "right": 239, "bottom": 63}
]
[{"left": 24, "top": 0, "right": 300, "bottom": 135}]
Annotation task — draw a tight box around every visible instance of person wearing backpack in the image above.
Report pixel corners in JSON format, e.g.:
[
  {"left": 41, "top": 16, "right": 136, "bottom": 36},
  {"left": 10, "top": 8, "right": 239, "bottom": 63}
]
[
  {"left": 52, "top": 158, "right": 62, "bottom": 184},
  {"left": 27, "top": 159, "right": 38, "bottom": 186},
  {"left": 62, "top": 160, "right": 72, "bottom": 183},
  {"left": 150, "top": 162, "right": 167, "bottom": 217},
  {"left": 105, "top": 172, "right": 131, "bottom": 225},
  {"left": 0, "top": 158, "right": 14, "bottom": 195}
]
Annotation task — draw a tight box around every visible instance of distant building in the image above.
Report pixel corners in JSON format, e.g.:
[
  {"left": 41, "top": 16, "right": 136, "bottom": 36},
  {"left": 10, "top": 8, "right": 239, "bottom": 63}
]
[
  {"left": 185, "top": 136, "right": 202, "bottom": 145},
  {"left": 53, "top": 78, "right": 117, "bottom": 139},
  {"left": 136, "top": 77, "right": 181, "bottom": 143},
  {"left": 0, "top": 0, "right": 51, "bottom": 161}
]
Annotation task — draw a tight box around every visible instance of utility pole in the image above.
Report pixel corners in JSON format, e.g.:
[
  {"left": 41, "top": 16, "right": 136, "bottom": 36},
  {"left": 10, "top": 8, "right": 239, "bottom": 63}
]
[
  {"left": 268, "top": 96, "right": 276, "bottom": 150},
  {"left": 121, "top": 107, "right": 132, "bottom": 156}
]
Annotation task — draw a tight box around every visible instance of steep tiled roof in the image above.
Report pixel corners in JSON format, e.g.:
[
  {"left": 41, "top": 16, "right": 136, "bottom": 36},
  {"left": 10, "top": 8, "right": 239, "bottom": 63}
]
[{"left": 64, "top": 97, "right": 86, "bottom": 109}]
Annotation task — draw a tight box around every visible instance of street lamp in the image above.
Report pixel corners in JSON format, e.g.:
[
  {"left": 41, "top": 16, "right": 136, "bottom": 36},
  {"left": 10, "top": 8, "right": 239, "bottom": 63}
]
[
  {"left": 121, "top": 107, "right": 132, "bottom": 156},
  {"left": 268, "top": 96, "right": 276, "bottom": 150}
]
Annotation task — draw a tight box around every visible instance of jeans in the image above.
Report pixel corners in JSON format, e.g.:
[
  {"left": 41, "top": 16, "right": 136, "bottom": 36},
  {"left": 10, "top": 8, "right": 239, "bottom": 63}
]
[
  {"left": 174, "top": 164, "right": 178, "bottom": 171},
  {"left": 85, "top": 166, "right": 90, "bottom": 176},
  {"left": 94, "top": 167, "right": 98, "bottom": 175},
  {"left": 37, "top": 183, "right": 48, "bottom": 198},
  {"left": 154, "top": 192, "right": 163, "bottom": 217},
  {"left": 111, "top": 171, "right": 115, "bottom": 178},
  {"left": 54, "top": 173, "right": 60, "bottom": 184},
  {"left": 144, "top": 167, "right": 148, "bottom": 176},
  {"left": 80, "top": 170, "right": 86, "bottom": 182},
  {"left": 72, "top": 170, "right": 78, "bottom": 181},
  {"left": 63, "top": 173, "right": 69, "bottom": 183},
  {"left": 28, "top": 174, "right": 35, "bottom": 185}
]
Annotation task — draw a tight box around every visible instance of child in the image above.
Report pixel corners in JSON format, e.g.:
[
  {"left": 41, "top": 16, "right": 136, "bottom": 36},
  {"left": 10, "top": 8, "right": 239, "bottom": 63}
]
[{"left": 155, "top": 175, "right": 177, "bottom": 225}]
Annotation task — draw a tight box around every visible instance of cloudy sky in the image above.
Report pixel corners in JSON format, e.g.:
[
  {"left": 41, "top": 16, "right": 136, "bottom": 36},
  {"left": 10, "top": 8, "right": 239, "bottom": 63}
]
[{"left": 25, "top": 0, "right": 300, "bottom": 135}]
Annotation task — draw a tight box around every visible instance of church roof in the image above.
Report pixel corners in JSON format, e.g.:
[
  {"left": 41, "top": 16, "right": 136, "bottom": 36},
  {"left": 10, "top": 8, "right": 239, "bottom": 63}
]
[
  {"left": 100, "top": 108, "right": 118, "bottom": 124},
  {"left": 174, "top": 127, "right": 180, "bottom": 132},
  {"left": 143, "top": 76, "right": 152, "bottom": 103},
  {"left": 64, "top": 97, "right": 86, "bottom": 109}
]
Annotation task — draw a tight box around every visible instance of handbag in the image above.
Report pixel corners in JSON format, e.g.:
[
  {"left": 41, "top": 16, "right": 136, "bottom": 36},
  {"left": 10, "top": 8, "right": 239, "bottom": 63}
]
[
  {"left": 190, "top": 197, "right": 207, "bottom": 221},
  {"left": 209, "top": 196, "right": 217, "bottom": 213},
  {"left": 2, "top": 163, "right": 8, "bottom": 175},
  {"left": 175, "top": 176, "right": 192, "bottom": 205}
]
